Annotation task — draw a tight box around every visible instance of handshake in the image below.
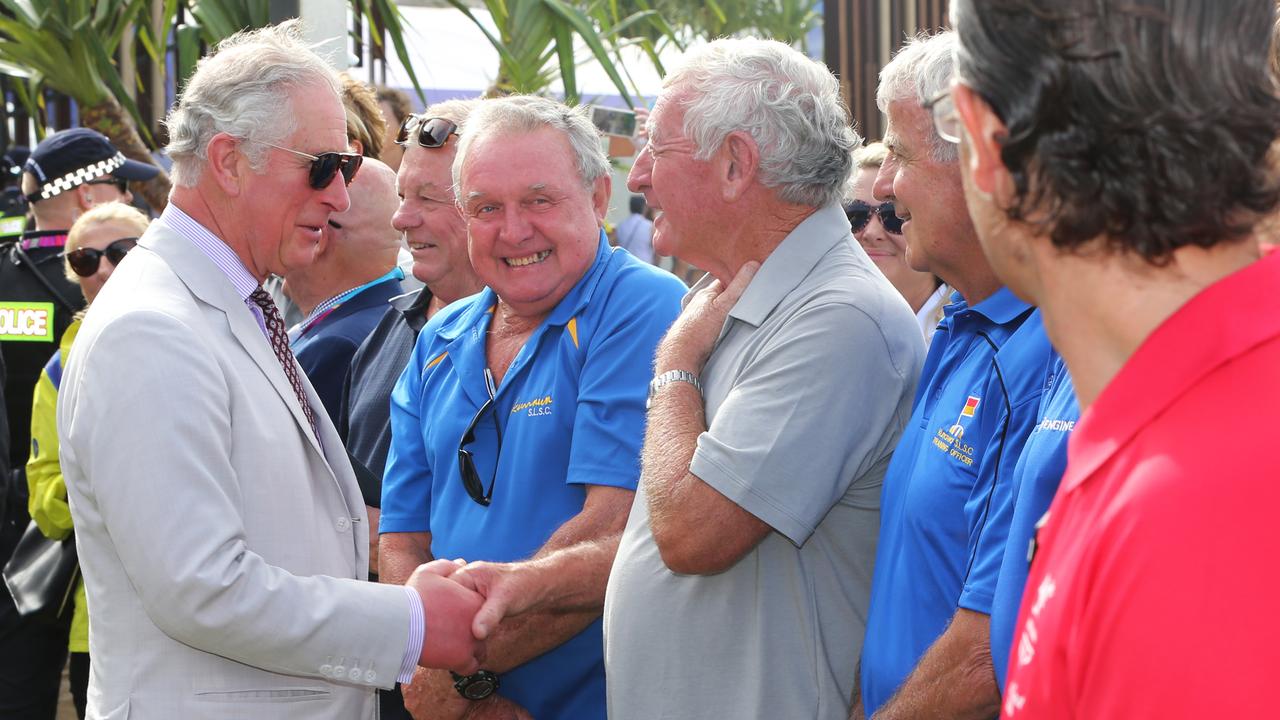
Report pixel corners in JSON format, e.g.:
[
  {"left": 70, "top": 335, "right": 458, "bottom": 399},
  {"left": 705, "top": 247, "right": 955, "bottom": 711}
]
[{"left": 405, "top": 558, "right": 541, "bottom": 674}]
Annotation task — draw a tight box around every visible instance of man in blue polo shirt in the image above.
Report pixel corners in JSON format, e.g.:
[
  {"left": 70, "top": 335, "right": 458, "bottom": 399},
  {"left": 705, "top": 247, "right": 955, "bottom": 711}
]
[
  {"left": 988, "top": 345, "right": 1078, "bottom": 691},
  {"left": 378, "top": 96, "right": 684, "bottom": 720},
  {"left": 854, "top": 30, "right": 1054, "bottom": 719}
]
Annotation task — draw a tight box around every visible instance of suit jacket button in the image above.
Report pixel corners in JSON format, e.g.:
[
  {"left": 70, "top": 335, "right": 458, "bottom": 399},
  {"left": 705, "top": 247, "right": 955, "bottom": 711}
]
[
  {"left": 337, "top": 517, "right": 350, "bottom": 531},
  {"left": 365, "top": 670, "right": 377, "bottom": 683},
  {"left": 320, "top": 664, "right": 332, "bottom": 676}
]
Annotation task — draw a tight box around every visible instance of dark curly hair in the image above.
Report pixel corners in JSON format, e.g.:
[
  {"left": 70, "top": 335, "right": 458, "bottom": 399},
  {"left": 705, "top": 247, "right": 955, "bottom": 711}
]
[{"left": 953, "top": 0, "right": 1280, "bottom": 263}]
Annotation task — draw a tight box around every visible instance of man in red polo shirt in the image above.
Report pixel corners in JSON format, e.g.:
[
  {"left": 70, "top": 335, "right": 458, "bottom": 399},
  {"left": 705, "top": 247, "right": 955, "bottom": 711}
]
[{"left": 945, "top": 0, "right": 1280, "bottom": 717}]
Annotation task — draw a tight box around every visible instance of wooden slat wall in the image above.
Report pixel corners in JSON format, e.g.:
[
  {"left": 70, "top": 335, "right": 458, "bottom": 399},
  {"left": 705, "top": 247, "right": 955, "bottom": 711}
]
[{"left": 825, "top": 0, "right": 951, "bottom": 141}]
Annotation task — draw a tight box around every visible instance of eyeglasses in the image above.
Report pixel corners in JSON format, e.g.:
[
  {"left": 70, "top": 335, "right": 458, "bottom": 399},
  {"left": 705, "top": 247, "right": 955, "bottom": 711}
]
[
  {"left": 66, "top": 237, "right": 138, "bottom": 277},
  {"left": 397, "top": 115, "right": 459, "bottom": 149},
  {"left": 85, "top": 177, "right": 128, "bottom": 194},
  {"left": 256, "top": 141, "right": 363, "bottom": 190},
  {"left": 457, "top": 369, "right": 501, "bottom": 506},
  {"left": 923, "top": 89, "right": 961, "bottom": 144},
  {"left": 846, "top": 200, "right": 905, "bottom": 235}
]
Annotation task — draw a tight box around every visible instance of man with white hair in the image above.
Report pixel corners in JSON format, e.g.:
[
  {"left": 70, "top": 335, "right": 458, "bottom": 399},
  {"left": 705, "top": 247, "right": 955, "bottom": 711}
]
[
  {"left": 378, "top": 95, "right": 685, "bottom": 720},
  {"left": 854, "top": 31, "right": 1054, "bottom": 720},
  {"left": 587, "top": 37, "right": 923, "bottom": 719},
  {"left": 55, "top": 22, "right": 483, "bottom": 719}
]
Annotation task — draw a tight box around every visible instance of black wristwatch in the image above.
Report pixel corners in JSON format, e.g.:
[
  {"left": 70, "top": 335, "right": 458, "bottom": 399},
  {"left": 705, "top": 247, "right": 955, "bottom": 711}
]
[{"left": 451, "top": 670, "right": 500, "bottom": 700}]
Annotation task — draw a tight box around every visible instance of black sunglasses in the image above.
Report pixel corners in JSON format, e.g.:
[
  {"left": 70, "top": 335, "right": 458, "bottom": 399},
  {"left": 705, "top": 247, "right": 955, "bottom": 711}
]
[
  {"left": 258, "top": 141, "right": 363, "bottom": 190},
  {"left": 457, "top": 370, "right": 502, "bottom": 506},
  {"left": 66, "top": 237, "right": 138, "bottom": 277},
  {"left": 846, "top": 200, "right": 905, "bottom": 235},
  {"left": 397, "top": 115, "right": 459, "bottom": 149},
  {"left": 85, "top": 177, "right": 128, "bottom": 194}
]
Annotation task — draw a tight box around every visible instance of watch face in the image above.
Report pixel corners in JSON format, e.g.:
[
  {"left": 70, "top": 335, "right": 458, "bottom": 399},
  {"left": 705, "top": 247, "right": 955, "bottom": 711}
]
[{"left": 463, "top": 678, "right": 497, "bottom": 700}]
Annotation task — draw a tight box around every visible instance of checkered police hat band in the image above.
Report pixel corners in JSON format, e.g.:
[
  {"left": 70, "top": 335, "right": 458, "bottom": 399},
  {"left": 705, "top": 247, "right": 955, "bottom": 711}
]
[{"left": 36, "top": 153, "right": 126, "bottom": 201}]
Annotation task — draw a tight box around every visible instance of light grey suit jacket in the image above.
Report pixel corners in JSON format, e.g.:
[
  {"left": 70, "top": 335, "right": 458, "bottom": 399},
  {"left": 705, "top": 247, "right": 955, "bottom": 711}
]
[{"left": 58, "top": 219, "right": 412, "bottom": 719}]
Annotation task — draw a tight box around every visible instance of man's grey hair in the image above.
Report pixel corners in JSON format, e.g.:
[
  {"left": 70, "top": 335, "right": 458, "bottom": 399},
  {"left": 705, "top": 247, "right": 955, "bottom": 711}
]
[
  {"left": 877, "top": 30, "right": 959, "bottom": 163},
  {"left": 452, "top": 95, "right": 609, "bottom": 195},
  {"left": 166, "top": 20, "right": 340, "bottom": 187},
  {"left": 662, "top": 37, "right": 858, "bottom": 208},
  {"left": 421, "top": 98, "right": 481, "bottom": 130}
]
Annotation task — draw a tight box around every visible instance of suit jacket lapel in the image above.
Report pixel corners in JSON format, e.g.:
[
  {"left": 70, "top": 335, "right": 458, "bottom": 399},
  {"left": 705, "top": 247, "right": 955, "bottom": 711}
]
[{"left": 141, "top": 225, "right": 332, "bottom": 464}]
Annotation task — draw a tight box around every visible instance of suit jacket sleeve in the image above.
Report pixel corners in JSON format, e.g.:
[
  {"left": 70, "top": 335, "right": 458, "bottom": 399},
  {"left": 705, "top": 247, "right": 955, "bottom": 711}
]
[{"left": 59, "top": 307, "right": 412, "bottom": 687}]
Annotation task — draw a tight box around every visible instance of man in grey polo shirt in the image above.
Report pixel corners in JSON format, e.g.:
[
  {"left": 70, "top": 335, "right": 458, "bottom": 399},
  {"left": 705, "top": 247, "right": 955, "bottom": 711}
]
[{"left": 600, "top": 38, "right": 925, "bottom": 719}]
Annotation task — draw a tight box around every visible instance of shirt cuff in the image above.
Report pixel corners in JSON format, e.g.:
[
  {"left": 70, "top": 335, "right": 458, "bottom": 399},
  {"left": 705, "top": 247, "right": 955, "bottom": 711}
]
[{"left": 399, "top": 586, "right": 424, "bottom": 684}]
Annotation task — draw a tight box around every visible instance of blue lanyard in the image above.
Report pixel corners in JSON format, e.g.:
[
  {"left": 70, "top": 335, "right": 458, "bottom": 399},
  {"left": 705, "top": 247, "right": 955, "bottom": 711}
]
[{"left": 294, "top": 266, "right": 404, "bottom": 338}]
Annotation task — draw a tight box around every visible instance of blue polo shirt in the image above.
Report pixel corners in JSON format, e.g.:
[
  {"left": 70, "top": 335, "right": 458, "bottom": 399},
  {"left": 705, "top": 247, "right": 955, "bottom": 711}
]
[
  {"left": 990, "top": 346, "right": 1078, "bottom": 689},
  {"left": 860, "top": 290, "right": 1049, "bottom": 716},
  {"left": 381, "top": 234, "right": 684, "bottom": 720}
]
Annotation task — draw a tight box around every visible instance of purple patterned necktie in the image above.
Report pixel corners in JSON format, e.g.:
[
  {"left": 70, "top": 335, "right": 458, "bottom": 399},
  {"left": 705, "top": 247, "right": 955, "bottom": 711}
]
[{"left": 249, "top": 287, "right": 319, "bottom": 441}]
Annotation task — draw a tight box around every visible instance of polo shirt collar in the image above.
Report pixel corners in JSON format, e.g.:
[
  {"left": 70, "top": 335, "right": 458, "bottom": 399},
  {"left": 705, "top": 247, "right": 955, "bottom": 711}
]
[
  {"left": 725, "top": 204, "right": 850, "bottom": 328},
  {"left": 1064, "top": 247, "right": 1280, "bottom": 492},
  {"left": 965, "top": 285, "right": 1032, "bottom": 327},
  {"left": 437, "top": 230, "right": 613, "bottom": 342}
]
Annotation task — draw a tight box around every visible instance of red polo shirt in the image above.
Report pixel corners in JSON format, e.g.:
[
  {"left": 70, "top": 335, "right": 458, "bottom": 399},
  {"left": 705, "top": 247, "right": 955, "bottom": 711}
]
[{"left": 1001, "top": 247, "right": 1280, "bottom": 719}]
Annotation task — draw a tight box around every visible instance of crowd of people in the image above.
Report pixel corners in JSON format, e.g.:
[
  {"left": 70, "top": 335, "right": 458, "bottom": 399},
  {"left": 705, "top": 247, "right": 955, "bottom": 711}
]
[{"left": 0, "top": 1, "right": 1277, "bottom": 718}]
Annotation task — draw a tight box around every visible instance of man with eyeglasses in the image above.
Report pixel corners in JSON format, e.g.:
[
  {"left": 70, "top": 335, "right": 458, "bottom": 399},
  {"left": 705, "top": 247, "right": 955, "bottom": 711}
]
[
  {"left": 949, "top": 1, "right": 1280, "bottom": 717},
  {"left": 53, "top": 22, "right": 485, "bottom": 720},
  {"left": 0, "top": 126, "right": 157, "bottom": 719},
  {"left": 568, "top": 38, "right": 920, "bottom": 720},
  {"left": 378, "top": 95, "right": 685, "bottom": 720},
  {"left": 853, "top": 30, "right": 1057, "bottom": 720}
]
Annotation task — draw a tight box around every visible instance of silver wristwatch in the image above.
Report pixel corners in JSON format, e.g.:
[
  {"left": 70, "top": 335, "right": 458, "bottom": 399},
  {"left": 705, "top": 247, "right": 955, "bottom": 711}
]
[{"left": 647, "top": 369, "right": 703, "bottom": 408}]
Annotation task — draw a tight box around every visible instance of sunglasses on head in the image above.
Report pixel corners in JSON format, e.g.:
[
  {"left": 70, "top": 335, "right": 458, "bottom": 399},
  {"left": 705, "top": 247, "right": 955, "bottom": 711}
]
[
  {"left": 257, "top": 141, "right": 363, "bottom": 190},
  {"left": 66, "top": 237, "right": 138, "bottom": 277},
  {"left": 397, "top": 115, "right": 459, "bottom": 149},
  {"left": 85, "top": 176, "right": 128, "bottom": 194},
  {"left": 846, "top": 200, "right": 905, "bottom": 235}
]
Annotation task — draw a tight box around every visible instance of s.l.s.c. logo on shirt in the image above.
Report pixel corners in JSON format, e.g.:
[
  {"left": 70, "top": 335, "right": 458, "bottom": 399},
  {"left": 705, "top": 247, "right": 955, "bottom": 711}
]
[
  {"left": 931, "top": 394, "right": 980, "bottom": 467},
  {"left": 510, "top": 393, "right": 554, "bottom": 418}
]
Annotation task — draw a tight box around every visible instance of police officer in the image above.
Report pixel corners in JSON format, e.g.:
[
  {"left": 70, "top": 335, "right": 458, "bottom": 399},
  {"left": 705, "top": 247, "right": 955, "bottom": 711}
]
[
  {"left": 0, "top": 128, "right": 157, "bottom": 471},
  {"left": 0, "top": 128, "right": 156, "bottom": 720}
]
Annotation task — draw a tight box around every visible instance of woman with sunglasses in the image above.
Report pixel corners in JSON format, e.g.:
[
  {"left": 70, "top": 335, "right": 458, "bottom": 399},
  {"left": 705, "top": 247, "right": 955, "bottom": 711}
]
[
  {"left": 25, "top": 201, "right": 148, "bottom": 720},
  {"left": 848, "top": 142, "right": 951, "bottom": 345}
]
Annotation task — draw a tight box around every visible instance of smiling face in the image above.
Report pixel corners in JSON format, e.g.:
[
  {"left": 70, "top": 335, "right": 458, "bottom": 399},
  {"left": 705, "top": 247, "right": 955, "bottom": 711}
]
[
  {"left": 235, "top": 79, "right": 352, "bottom": 280},
  {"left": 852, "top": 166, "right": 940, "bottom": 311},
  {"left": 72, "top": 219, "right": 139, "bottom": 305},
  {"left": 874, "top": 97, "right": 974, "bottom": 284},
  {"left": 457, "top": 126, "right": 609, "bottom": 319},
  {"left": 626, "top": 90, "right": 718, "bottom": 268},
  {"left": 393, "top": 140, "right": 470, "bottom": 288}
]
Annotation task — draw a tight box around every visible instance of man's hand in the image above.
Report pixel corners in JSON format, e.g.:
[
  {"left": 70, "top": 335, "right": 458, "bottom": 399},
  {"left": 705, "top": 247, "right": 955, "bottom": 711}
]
[
  {"left": 451, "top": 561, "right": 544, "bottom": 640},
  {"left": 657, "top": 261, "right": 759, "bottom": 373},
  {"left": 407, "top": 560, "right": 486, "bottom": 673}
]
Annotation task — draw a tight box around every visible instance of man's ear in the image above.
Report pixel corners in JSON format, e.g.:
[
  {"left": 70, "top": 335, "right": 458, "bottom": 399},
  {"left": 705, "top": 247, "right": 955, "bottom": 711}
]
[
  {"left": 719, "top": 131, "right": 759, "bottom": 202},
  {"left": 73, "top": 183, "right": 96, "bottom": 211},
  {"left": 206, "top": 132, "right": 246, "bottom": 196},
  {"left": 590, "top": 173, "right": 612, "bottom": 226},
  {"left": 953, "top": 83, "right": 1008, "bottom": 197}
]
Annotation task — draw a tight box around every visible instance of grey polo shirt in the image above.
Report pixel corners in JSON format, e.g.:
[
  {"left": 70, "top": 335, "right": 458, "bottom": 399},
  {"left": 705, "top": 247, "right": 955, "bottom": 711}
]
[{"left": 603, "top": 204, "right": 924, "bottom": 720}]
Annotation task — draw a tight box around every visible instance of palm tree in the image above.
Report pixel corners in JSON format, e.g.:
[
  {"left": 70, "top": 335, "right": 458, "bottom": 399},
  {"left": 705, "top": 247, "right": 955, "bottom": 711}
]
[
  {"left": 443, "top": 0, "right": 661, "bottom": 106},
  {"left": 0, "top": 0, "right": 169, "bottom": 209},
  {"left": 0, "top": 0, "right": 433, "bottom": 211}
]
